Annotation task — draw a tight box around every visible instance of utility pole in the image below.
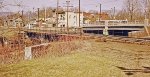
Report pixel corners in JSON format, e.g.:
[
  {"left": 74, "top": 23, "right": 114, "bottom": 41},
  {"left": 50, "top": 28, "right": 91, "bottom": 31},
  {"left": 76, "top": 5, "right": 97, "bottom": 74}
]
[
  {"left": 44, "top": 7, "right": 47, "bottom": 21},
  {"left": 66, "top": 1, "right": 69, "bottom": 35},
  {"left": 21, "top": 10, "right": 24, "bottom": 29},
  {"left": 145, "top": 0, "right": 148, "bottom": 19},
  {"left": 79, "top": 0, "right": 81, "bottom": 35},
  {"left": 21, "top": 10, "right": 24, "bottom": 27},
  {"left": 111, "top": 8, "right": 113, "bottom": 19},
  {"left": 37, "top": 8, "right": 40, "bottom": 34},
  {"left": 37, "top": 8, "right": 40, "bottom": 23},
  {"left": 64, "top": 1, "right": 73, "bottom": 35},
  {"left": 56, "top": 0, "right": 59, "bottom": 34},
  {"left": 99, "top": 4, "right": 101, "bottom": 22},
  {"left": 32, "top": 8, "right": 35, "bottom": 20},
  {"left": 113, "top": 7, "right": 115, "bottom": 20},
  {"left": 38, "top": 8, "right": 40, "bottom": 26},
  {"left": 21, "top": 10, "right": 24, "bottom": 18}
]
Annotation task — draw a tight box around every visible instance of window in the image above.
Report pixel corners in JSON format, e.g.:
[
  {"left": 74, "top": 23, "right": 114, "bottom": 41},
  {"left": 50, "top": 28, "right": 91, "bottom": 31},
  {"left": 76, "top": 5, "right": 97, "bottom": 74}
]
[
  {"left": 53, "top": 24, "right": 56, "bottom": 27},
  {"left": 63, "top": 17, "right": 65, "bottom": 20},
  {"left": 63, "top": 25, "right": 65, "bottom": 27}
]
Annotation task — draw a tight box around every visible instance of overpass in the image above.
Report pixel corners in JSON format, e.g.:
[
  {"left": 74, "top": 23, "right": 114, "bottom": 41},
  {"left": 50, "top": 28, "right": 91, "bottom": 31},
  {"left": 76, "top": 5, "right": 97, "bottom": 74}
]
[{"left": 82, "top": 20, "right": 149, "bottom": 36}]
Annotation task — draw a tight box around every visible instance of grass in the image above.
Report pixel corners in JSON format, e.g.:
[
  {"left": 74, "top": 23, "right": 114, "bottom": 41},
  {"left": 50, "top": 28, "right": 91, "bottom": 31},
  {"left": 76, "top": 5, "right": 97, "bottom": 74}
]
[
  {"left": 0, "top": 40, "right": 150, "bottom": 77},
  {"left": 0, "top": 53, "right": 122, "bottom": 77}
]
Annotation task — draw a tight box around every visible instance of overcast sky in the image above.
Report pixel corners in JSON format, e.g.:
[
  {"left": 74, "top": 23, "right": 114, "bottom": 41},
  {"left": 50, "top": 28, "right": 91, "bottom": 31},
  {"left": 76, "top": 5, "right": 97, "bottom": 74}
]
[{"left": 1, "top": 0, "right": 123, "bottom": 12}]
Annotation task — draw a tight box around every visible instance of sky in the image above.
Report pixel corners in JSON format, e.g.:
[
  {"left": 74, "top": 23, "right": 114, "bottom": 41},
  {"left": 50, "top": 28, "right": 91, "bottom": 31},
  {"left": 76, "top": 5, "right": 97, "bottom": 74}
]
[{"left": 0, "top": 0, "right": 123, "bottom": 12}]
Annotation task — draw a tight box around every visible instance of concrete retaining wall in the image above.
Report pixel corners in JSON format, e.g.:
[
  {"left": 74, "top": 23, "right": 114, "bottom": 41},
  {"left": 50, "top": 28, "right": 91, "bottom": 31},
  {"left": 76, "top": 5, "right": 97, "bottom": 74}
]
[
  {"left": 24, "top": 43, "right": 50, "bottom": 60},
  {"left": 129, "top": 26, "right": 150, "bottom": 38}
]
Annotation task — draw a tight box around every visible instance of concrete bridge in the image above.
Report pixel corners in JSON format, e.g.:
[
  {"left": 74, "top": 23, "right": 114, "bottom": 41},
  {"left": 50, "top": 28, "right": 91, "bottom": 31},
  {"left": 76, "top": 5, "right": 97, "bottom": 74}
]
[{"left": 82, "top": 20, "right": 149, "bottom": 36}]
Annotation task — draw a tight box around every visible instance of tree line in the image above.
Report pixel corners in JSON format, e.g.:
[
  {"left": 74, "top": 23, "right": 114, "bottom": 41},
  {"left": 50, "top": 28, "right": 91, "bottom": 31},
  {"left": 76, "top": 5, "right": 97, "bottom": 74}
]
[{"left": 116, "top": 0, "right": 150, "bottom": 22}]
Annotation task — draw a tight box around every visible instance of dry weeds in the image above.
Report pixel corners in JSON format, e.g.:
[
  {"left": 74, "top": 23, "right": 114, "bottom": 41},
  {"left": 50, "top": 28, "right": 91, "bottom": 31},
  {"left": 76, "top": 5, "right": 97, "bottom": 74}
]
[{"left": 0, "top": 39, "right": 150, "bottom": 77}]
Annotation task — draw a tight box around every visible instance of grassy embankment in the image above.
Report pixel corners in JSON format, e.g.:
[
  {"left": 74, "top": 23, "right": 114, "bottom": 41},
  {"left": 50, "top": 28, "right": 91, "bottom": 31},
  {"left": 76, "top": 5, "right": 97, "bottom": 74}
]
[{"left": 0, "top": 40, "right": 150, "bottom": 77}]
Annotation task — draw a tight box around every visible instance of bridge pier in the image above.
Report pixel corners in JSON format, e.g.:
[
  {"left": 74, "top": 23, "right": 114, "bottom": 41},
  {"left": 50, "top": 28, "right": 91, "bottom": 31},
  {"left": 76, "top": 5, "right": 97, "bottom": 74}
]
[{"left": 103, "top": 26, "right": 109, "bottom": 36}]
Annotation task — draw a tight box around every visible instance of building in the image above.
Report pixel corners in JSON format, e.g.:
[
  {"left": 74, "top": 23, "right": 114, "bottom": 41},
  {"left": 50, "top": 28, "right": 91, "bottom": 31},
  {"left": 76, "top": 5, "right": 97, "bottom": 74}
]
[
  {"left": 4, "top": 17, "right": 23, "bottom": 27},
  {"left": 58, "top": 11, "right": 83, "bottom": 28},
  {"left": 45, "top": 17, "right": 56, "bottom": 27},
  {"left": 4, "top": 14, "right": 23, "bottom": 27},
  {"left": 97, "top": 12, "right": 110, "bottom": 21},
  {"left": 83, "top": 12, "right": 110, "bottom": 24},
  {"left": 25, "top": 17, "right": 56, "bottom": 29}
]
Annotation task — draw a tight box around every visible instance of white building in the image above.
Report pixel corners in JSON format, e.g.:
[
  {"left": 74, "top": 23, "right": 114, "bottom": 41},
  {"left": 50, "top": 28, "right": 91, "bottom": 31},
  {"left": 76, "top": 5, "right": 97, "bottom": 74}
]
[
  {"left": 58, "top": 11, "right": 83, "bottom": 28},
  {"left": 25, "top": 11, "right": 84, "bottom": 29},
  {"left": 45, "top": 17, "right": 56, "bottom": 27},
  {"left": 4, "top": 17, "right": 23, "bottom": 27}
]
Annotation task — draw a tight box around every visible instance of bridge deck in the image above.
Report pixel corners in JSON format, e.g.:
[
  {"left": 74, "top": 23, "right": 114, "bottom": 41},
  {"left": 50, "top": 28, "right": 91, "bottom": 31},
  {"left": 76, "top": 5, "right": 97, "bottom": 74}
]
[{"left": 83, "top": 23, "right": 146, "bottom": 31}]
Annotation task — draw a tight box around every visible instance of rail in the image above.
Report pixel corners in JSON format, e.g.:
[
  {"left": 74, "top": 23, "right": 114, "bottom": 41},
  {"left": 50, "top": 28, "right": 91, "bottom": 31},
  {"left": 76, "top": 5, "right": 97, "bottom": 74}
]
[{"left": 84, "top": 20, "right": 146, "bottom": 27}]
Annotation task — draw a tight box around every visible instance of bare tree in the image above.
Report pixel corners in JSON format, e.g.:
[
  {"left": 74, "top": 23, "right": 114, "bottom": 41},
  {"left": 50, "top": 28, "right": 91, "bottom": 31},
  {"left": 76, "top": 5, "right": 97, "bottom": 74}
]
[
  {"left": 124, "top": 0, "right": 142, "bottom": 21},
  {"left": 88, "top": 10, "right": 98, "bottom": 14},
  {"left": 143, "top": 0, "right": 150, "bottom": 19},
  {"left": 39, "top": 7, "right": 53, "bottom": 19},
  {"left": 115, "top": 9, "right": 128, "bottom": 20}
]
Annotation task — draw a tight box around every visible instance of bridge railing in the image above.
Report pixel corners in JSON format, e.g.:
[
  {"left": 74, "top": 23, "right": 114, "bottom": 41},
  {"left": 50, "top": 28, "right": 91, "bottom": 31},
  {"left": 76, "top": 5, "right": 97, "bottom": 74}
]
[{"left": 84, "top": 20, "right": 145, "bottom": 26}]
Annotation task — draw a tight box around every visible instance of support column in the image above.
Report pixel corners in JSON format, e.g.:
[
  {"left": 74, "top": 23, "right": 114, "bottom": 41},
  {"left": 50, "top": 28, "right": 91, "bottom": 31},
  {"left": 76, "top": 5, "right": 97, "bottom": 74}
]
[
  {"left": 103, "top": 21, "right": 109, "bottom": 36},
  {"left": 144, "top": 19, "right": 150, "bottom": 36}
]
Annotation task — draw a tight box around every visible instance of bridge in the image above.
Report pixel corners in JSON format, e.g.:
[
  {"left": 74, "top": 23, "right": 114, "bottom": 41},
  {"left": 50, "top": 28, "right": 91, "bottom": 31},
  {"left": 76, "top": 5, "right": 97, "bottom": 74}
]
[
  {"left": 4, "top": 19, "right": 149, "bottom": 37},
  {"left": 82, "top": 20, "right": 149, "bottom": 36}
]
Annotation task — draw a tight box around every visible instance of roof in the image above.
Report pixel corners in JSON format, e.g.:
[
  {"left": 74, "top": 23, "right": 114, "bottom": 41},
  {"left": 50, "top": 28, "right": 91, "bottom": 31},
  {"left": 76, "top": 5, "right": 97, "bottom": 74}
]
[{"left": 83, "top": 12, "right": 108, "bottom": 16}]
